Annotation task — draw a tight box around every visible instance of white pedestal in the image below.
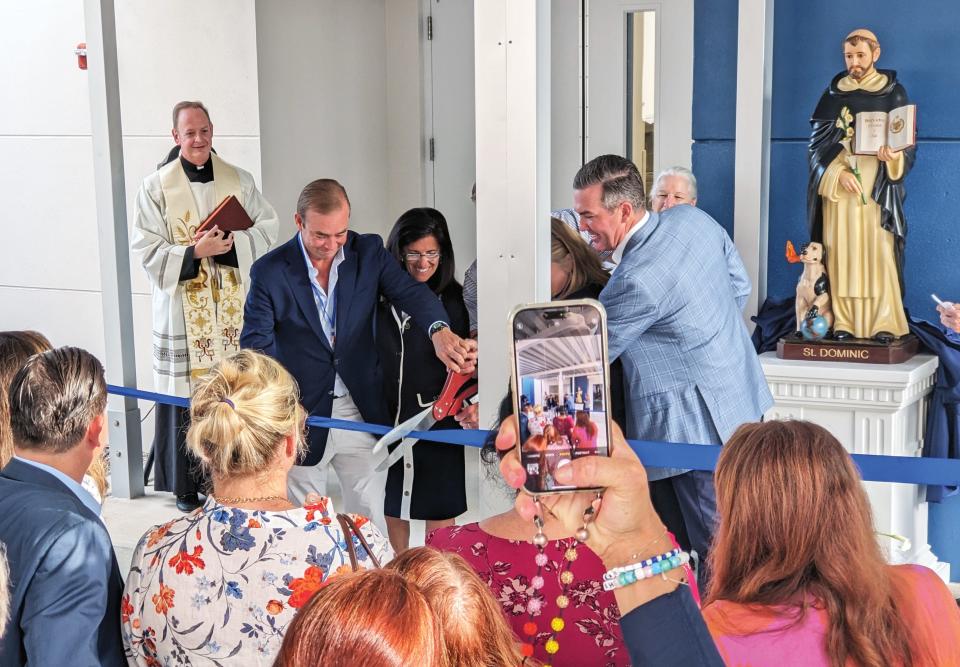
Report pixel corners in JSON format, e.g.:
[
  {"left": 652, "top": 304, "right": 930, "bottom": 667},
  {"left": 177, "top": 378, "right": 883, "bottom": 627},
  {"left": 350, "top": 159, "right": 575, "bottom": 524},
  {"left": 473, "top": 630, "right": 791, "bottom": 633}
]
[{"left": 759, "top": 352, "right": 950, "bottom": 582}]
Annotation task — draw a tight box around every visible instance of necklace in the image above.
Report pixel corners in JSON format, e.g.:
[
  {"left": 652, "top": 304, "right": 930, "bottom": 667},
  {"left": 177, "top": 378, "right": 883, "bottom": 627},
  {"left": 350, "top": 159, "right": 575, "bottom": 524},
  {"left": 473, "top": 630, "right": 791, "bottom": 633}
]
[
  {"left": 215, "top": 494, "right": 289, "bottom": 505},
  {"left": 521, "top": 497, "right": 598, "bottom": 665}
]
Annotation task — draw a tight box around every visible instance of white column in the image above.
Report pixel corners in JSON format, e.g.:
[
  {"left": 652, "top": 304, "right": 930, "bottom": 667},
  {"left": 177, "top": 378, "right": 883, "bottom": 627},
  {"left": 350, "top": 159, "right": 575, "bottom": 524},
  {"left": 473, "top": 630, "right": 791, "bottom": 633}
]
[
  {"left": 759, "top": 352, "right": 950, "bottom": 583},
  {"left": 475, "top": 0, "right": 551, "bottom": 514},
  {"left": 83, "top": 0, "right": 144, "bottom": 498},
  {"left": 733, "top": 0, "right": 774, "bottom": 320}
]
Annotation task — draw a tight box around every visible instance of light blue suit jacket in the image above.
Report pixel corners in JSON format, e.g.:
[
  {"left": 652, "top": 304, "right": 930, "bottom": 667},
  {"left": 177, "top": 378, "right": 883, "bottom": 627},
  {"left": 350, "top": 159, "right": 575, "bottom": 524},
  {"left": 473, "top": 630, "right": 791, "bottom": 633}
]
[{"left": 602, "top": 205, "right": 773, "bottom": 480}]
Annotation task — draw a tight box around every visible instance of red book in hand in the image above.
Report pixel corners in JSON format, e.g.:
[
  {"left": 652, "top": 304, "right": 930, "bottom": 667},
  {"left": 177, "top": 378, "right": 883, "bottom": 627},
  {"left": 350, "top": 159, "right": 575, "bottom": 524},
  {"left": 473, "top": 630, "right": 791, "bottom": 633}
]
[{"left": 195, "top": 195, "right": 254, "bottom": 235}]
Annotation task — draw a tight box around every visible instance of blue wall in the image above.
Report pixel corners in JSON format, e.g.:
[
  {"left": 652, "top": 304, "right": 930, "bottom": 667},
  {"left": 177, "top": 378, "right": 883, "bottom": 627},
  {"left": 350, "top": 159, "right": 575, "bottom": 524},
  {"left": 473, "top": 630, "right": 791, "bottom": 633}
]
[
  {"left": 693, "top": 0, "right": 960, "bottom": 575},
  {"left": 521, "top": 377, "right": 535, "bottom": 406}
]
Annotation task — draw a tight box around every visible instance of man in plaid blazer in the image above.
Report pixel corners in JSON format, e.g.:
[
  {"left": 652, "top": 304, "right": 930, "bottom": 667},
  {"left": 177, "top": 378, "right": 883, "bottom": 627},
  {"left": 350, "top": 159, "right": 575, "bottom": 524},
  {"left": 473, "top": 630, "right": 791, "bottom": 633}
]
[{"left": 573, "top": 155, "right": 773, "bottom": 584}]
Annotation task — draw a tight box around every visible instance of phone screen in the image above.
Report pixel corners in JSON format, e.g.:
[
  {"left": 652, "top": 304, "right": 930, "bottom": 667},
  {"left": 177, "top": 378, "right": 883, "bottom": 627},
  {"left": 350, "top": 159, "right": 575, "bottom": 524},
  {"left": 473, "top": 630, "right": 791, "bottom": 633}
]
[{"left": 511, "top": 300, "right": 612, "bottom": 494}]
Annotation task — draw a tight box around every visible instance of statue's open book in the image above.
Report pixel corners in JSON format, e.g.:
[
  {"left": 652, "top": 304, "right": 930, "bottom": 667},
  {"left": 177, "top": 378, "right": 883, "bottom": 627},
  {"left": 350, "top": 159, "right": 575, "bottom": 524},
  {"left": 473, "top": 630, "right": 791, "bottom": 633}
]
[{"left": 854, "top": 104, "right": 917, "bottom": 154}]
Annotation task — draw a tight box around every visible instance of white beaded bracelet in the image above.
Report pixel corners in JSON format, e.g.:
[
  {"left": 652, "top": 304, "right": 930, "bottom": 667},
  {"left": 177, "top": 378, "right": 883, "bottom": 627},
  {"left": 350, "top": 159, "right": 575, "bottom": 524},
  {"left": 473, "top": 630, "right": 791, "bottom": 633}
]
[{"left": 602, "top": 550, "right": 690, "bottom": 592}]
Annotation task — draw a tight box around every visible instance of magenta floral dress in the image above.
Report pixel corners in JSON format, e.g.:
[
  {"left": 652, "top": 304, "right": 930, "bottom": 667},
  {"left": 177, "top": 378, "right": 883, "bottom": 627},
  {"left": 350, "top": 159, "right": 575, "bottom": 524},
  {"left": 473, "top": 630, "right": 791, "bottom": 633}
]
[{"left": 428, "top": 523, "right": 630, "bottom": 666}]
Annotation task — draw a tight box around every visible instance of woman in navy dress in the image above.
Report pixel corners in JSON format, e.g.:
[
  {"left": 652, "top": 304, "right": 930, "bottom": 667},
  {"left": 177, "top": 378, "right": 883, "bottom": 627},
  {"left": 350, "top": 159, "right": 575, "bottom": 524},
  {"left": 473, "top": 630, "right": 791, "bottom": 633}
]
[{"left": 376, "top": 208, "right": 470, "bottom": 552}]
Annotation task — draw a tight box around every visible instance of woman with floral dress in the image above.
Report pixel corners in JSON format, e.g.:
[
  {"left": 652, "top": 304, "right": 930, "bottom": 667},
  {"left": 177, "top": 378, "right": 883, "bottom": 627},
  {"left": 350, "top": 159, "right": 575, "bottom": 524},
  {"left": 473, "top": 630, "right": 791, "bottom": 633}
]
[{"left": 122, "top": 350, "right": 391, "bottom": 665}]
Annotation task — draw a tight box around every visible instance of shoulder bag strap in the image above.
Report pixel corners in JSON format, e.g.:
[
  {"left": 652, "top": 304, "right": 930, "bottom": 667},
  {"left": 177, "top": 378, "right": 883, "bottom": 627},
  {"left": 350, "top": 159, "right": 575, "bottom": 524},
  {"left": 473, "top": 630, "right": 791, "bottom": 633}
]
[{"left": 335, "top": 513, "right": 382, "bottom": 570}]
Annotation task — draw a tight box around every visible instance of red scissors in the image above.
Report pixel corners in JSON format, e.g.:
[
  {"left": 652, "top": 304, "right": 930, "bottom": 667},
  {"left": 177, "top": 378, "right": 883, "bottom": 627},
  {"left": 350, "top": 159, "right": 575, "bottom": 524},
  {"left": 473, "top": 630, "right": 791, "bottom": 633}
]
[{"left": 372, "top": 371, "right": 478, "bottom": 471}]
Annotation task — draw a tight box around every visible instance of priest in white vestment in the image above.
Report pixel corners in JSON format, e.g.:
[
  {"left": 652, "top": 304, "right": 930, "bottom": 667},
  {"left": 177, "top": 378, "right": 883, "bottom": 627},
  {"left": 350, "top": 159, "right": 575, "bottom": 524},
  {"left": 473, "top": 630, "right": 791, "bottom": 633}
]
[{"left": 131, "top": 101, "right": 278, "bottom": 510}]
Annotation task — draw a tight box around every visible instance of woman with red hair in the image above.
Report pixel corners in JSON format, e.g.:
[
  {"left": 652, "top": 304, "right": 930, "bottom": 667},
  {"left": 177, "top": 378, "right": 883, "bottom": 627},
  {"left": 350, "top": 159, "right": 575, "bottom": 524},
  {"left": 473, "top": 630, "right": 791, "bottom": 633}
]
[
  {"left": 703, "top": 420, "right": 960, "bottom": 666},
  {"left": 386, "top": 547, "right": 524, "bottom": 666},
  {"left": 275, "top": 569, "right": 442, "bottom": 667}
]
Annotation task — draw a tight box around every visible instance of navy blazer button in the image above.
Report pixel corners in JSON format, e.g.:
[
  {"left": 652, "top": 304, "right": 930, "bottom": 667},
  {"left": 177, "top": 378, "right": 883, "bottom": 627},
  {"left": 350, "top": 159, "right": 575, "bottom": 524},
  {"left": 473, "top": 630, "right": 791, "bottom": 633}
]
[{"left": 328, "top": 390, "right": 335, "bottom": 396}]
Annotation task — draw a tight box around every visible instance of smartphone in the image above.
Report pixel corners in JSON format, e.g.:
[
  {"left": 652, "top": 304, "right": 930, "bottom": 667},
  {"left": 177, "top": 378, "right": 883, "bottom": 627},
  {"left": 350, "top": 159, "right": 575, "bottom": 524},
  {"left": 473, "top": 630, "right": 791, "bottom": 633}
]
[{"left": 508, "top": 299, "right": 613, "bottom": 495}]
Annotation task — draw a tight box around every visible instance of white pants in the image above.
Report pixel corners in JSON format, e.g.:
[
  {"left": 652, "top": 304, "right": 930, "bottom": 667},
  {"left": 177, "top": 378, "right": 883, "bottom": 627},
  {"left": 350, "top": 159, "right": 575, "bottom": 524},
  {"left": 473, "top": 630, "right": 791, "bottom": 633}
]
[{"left": 287, "top": 393, "right": 387, "bottom": 534}]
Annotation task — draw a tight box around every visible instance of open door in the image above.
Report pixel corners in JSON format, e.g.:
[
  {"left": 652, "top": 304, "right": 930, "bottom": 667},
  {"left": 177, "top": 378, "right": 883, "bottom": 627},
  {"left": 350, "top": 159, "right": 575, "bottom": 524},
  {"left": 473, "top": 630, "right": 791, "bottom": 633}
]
[{"left": 586, "top": 0, "right": 693, "bottom": 188}]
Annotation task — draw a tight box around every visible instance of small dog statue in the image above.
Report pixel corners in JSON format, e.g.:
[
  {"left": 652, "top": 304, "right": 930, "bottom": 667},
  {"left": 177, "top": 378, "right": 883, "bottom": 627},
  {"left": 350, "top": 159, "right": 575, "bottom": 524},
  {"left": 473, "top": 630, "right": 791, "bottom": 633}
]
[{"left": 786, "top": 241, "right": 833, "bottom": 339}]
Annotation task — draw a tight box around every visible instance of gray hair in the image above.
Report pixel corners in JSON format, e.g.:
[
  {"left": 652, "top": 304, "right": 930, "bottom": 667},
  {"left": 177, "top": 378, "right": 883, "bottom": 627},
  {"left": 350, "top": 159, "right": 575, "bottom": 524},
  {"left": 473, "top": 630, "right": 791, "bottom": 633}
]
[
  {"left": 572, "top": 155, "right": 646, "bottom": 211},
  {"left": 653, "top": 166, "right": 698, "bottom": 200},
  {"left": 8, "top": 347, "right": 107, "bottom": 454}
]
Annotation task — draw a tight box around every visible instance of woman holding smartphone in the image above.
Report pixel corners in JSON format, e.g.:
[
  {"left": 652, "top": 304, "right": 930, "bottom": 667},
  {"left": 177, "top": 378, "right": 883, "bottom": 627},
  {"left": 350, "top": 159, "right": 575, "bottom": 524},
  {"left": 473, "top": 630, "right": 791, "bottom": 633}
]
[
  {"left": 377, "top": 208, "right": 470, "bottom": 553},
  {"left": 428, "top": 221, "right": 650, "bottom": 666}
]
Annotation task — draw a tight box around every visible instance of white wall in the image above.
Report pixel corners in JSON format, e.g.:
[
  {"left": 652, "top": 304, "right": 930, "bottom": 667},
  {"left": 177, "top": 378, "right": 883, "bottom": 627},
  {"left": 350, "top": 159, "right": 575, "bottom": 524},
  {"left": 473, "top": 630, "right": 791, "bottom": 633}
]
[
  {"left": 386, "top": 0, "right": 428, "bottom": 221},
  {"left": 0, "top": 1, "right": 102, "bottom": 352},
  {"left": 0, "top": 0, "right": 262, "bottom": 450},
  {"left": 551, "top": 0, "right": 582, "bottom": 210},
  {"left": 256, "top": 0, "right": 392, "bottom": 241},
  {"left": 115, "top": 0, "right": 262, "bottom": 404}
]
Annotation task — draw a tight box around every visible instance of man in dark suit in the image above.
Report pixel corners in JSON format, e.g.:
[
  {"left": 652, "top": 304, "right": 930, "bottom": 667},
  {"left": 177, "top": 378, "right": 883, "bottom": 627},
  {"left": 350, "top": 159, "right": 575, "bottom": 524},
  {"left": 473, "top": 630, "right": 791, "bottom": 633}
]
[
  {"left": 241, "top": 179, "right": 477, "bottom": 528},
  {"left": 0, "top": 347, "right": 124, "bottom": 666}
]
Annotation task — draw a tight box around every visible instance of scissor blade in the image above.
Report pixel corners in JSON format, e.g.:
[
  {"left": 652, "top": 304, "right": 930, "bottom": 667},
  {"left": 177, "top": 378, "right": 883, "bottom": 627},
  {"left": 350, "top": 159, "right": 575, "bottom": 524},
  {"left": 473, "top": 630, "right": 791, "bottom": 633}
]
[{"left": 372, "top": 405, "right": 436, "bottom": 458}]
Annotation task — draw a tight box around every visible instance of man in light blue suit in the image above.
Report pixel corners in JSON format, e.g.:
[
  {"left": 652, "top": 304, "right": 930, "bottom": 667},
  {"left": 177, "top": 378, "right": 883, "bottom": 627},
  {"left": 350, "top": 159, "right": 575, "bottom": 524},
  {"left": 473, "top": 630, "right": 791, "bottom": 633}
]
[
  {"left": 0, "top": 347, "right": 124, "bottom": 666},
  {"left": 573, "top": 155, "right": 773, "bottom": 583}
]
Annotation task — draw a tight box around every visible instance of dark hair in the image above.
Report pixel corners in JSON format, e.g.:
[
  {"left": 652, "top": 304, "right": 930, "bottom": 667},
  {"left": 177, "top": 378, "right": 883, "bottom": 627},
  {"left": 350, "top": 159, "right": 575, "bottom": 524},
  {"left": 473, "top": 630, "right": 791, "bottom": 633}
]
[
  {"left": 0, "top": 331, "right": 52, "bottom": 466},
  {"left": 844, "top": 35, "right": 879, "bottom": 53},
  {"left": 9, "top": 347, "right": 107, "bottom": 454},
  {"left": 171, "top": 100, "right": 211, "bottom": 129},
  {"left": 572, "top": 154, "right": 646, "bottom": 211},
  {"left": 386, "top": 207, "right": 457, "bottom": 293},
  {"left": 297, "top": 179, "right": 351, "bottom": 219},
  {"left": 480, "top": 390, "right": 517, "bottom": 471}
]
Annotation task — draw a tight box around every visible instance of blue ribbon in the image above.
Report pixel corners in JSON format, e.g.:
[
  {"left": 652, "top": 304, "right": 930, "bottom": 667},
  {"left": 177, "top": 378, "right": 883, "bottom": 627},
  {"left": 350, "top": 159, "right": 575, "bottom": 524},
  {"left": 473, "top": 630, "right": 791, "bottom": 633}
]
[{"left": 108, "top": 384, "right": 960, "bottom": 486}]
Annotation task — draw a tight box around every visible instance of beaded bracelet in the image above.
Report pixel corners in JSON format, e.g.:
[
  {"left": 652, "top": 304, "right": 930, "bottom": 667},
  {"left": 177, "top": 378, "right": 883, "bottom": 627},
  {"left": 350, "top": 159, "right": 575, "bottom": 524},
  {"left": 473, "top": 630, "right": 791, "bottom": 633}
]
[
  {"left": 603, "top": 548, "right": 681, "bottom": 580},
  {"left": 602, "top": 550, "right": 690, "bottom": 591}
]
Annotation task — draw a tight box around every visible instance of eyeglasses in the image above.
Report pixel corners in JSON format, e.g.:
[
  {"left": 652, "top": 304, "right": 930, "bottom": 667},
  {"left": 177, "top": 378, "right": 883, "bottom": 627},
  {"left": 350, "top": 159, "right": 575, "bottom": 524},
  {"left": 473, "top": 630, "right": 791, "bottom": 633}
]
[{"left": 404, "top": 250, "right": 441, "bottom": 262}]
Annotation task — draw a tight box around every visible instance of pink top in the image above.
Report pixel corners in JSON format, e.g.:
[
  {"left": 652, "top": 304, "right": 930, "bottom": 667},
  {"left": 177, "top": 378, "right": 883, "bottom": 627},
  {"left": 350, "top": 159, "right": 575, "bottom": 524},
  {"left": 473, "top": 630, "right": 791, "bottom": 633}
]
[
  {"left": 570, "top": 425, "right": 598, "bottom": 451},
  {"left": 702, "top": 564, "right": 960, "bottom": 666},
  {"left": 428, "top": 522, "right": 631, "bottom": 667}
]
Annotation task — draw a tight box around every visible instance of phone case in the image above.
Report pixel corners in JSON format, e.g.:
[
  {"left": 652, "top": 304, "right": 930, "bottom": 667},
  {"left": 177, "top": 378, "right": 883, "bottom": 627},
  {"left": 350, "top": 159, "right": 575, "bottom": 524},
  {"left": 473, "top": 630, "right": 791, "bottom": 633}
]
[{"left": 507, "top": 298, "right": 613, "bottom": 497}]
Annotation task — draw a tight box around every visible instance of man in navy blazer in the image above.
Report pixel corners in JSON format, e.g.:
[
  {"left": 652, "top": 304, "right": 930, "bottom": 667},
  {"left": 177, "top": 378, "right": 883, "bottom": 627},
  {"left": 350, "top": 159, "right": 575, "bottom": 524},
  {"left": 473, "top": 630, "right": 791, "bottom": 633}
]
[
  {"left": 241, "top": 179, "right": 477, "bottom": 526},
  {"left": 0, "top": 347, "right": 124, "bottom": 666},
  {"left": 573, "top": 155, "right": 773, "bottom": 585}
]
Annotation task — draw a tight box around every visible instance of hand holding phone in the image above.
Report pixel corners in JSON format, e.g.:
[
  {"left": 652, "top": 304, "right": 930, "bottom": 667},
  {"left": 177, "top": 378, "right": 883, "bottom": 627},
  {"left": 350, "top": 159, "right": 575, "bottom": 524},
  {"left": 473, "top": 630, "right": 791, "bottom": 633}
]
[
  {"left": 493, "top": 416, "right": 673, "bottom": 593},
  {"left": 509, "top": 299, "right": 613, "bottom": 495}
]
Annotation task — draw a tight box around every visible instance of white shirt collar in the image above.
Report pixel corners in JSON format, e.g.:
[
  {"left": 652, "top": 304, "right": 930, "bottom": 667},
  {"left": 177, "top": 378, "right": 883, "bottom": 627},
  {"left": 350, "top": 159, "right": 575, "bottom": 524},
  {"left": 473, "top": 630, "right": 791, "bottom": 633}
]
[
  {"left": 611, "top": 210, "right": 650, "bottom": 266},
  {"left": 14, "top": 456, "right": 102, "bottom": 517}
]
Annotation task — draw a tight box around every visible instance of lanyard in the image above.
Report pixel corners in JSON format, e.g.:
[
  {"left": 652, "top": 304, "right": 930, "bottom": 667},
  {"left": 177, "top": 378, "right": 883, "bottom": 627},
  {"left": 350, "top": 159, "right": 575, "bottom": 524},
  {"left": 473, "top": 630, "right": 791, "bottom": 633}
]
[{"left": 310, "top": 281, "right": 337, "bottom": 342}]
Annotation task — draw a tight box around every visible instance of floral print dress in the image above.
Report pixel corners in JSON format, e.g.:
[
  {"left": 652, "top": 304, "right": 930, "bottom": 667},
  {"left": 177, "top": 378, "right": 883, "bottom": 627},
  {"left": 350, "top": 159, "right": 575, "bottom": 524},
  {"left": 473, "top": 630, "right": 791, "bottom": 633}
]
[
  {"left": 123, "top": 495, "right": 391, "bottom": 665},
  {"left": 428, "top": 523, "right": 630, "bottom": 666}
]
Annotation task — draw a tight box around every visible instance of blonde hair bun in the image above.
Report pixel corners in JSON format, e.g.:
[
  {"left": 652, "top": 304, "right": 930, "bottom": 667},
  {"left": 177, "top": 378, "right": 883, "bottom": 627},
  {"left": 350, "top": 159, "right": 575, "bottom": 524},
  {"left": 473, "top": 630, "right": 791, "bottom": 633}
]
[{"left": 188, "top": 350, "right": 306, "bottom": 479}]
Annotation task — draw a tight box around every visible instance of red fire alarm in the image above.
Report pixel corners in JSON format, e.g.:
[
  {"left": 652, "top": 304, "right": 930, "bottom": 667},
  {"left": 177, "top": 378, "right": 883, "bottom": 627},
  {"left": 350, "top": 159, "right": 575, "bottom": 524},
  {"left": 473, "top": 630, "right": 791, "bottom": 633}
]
[{"left": 75, "top": 42, "right": 87, "bottom": 70}]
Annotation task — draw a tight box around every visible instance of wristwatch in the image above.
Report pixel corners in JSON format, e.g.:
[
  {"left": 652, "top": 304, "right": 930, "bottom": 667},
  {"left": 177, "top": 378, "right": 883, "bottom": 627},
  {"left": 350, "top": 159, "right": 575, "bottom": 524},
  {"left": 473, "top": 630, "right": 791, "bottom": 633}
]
[{"left": 429, "top": 321, "right": 450, "bottom": 337}]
